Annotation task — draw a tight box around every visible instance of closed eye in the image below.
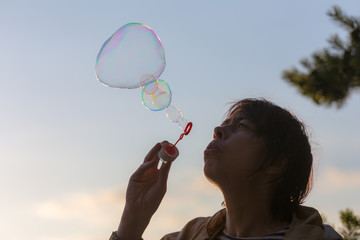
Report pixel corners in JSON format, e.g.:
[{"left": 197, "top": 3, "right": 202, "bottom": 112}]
[{"left": 238, "top": 122, "right": 248, "bottom": 128}]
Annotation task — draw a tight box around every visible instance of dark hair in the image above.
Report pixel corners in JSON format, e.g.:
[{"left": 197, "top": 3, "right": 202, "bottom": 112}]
[{"left": 227, "top": 98, "right": 313, "bottom": 221}]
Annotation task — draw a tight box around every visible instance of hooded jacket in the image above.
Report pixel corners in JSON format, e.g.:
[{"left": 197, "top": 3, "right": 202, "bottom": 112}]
[{"left": 161, "top": 206, "right": 342, "bottom": 240}]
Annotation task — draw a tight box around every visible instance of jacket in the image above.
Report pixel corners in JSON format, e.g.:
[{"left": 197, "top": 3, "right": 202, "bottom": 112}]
[{"left": 161, "top": 206, "right": 342, "bottom": 240}]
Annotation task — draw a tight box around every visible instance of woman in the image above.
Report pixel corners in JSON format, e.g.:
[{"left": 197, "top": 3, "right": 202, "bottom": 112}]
[{"left": 110, "top": 98, "right": 342, "bottom": 240}]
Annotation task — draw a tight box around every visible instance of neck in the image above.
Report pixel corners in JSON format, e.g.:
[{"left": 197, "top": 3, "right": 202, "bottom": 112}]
[{"left": 221, "top": 183, "right": 289, "bottom": 237}]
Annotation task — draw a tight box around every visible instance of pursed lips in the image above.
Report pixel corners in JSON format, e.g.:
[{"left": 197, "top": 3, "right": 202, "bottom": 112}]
[{"left": 204, "top": 141, "right": 220, "bottom": 154}]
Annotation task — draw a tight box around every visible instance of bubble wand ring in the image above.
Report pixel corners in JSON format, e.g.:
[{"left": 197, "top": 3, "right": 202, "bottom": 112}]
[{"left": 165, "top": 122, "right": 193, "bottom": 155}]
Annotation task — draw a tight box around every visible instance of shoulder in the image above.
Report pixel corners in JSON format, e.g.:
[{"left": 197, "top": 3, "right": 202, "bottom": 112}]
[
  {"left": 285, "top": 206, "right": 343, "bottom": 240},
  {"left": 161, "top": 209, "right": 226, "bottom": 240},
  {"left": 321, "top": 225, "right": 343, "bottom": 240}
]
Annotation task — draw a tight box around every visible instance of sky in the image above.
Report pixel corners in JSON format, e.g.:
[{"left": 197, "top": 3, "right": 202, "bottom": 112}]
[{"left": 1, "top": 0, "right": 359, "bottom": 239}]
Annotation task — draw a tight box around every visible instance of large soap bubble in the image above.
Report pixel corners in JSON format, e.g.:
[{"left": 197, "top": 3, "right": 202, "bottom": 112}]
[{"left": 95, "top": 23, "right": 166, "bottom": 89}]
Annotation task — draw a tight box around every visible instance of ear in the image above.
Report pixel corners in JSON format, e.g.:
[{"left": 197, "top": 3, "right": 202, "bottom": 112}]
[{"left": 264, "top": 157, "right": 287, "bottom": 176}]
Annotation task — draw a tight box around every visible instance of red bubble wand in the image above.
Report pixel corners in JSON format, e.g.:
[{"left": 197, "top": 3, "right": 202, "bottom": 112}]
[{"left": 165, "top": 122, "right": 193, "bottom": 155}]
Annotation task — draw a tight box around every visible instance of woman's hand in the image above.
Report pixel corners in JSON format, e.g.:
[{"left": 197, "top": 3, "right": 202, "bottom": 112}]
[
  {"left": 116, "top": 142, "right": 172, "bottom": 240},
  {"left": 126, "top": 142, "right": 172, "bottom": 214}
]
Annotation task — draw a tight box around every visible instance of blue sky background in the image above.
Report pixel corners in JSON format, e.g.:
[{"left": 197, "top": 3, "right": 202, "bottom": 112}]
[{"left": 1, "top": 0, "right": 359, "bottom": 239}]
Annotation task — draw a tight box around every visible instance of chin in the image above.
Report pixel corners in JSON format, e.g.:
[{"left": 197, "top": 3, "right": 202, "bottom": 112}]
[{"left": 203, "top": 163, "right": 220, "bottom": 187}]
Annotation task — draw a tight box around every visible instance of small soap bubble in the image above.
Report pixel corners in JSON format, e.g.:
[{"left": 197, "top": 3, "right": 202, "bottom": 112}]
[
  {"left": 153, "top": 91, "right": 171, "bottom": 109},
  {"left": 140, "top": 74, "right": 157, "bottom": 89},
  {"left": 178, "top": 117, "right": 189, "bottom": 130},
  {"left": 166, "top": 105, "right": 183, "bottom": 123},
  {"left": 95, "top": 23, "right": 166, "bottom": 89},
  {"left": 142, "top": 80, "right": 158, "bottom": 95},
  {"left": 142, "top": 80, "right": 172, "bottom": 111},
  {"left": 166, "top": 105, "right": 189, "bottom": 130}
]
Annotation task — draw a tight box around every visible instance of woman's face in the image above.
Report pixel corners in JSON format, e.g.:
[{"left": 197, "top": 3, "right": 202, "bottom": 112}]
[{"left": 204, "top": 111, "right": 268, "bottom": 188}]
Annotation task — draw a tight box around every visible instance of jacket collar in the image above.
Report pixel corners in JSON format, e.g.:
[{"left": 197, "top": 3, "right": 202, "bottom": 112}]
[
  {"left": 285, "top": 206, "right": 324, "bottom": 240},
  {"left": 205, "top": 206, "right": 325, "bottom": 240},
  {"left": 207, "top": 208, "right": 226, "bottom": 239}
]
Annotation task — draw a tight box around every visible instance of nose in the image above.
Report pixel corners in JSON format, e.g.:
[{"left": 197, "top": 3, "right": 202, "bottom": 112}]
[{"left": 214, "top": 126, "right": 225, "bottom": 139}]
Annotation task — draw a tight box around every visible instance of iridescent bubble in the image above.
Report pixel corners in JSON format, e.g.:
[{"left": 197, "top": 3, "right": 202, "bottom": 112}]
[
  {"left": 142, "top": 80, "right": 172, "bottom": 111},
  {"left": 140, "top": 75, "right": 158, "bottom": 95},
  {"left": 166, "top": 105, "right": 182, "bottom": 122},
  {"left": 95, "top": 23, "right": 166, "bottom": 89},
  {"left": 140, "top": 74, "right": 157, "bottom": 91},
  {"left": 166, "top": 105, "right": 189, "bottom": 130},
  {"left": 178, "top": 117, "right": 189, "bottom": 130}
]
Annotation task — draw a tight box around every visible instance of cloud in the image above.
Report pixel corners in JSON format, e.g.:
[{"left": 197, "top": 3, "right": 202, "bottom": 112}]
[
  {"left": 315, "top": 166, "right": 360, "bottom": 193},
  {"left": 34, "top": 187, "right": 125, "bottom": 227},
  {"left": 33, "top": 172, "right": 223, "bottom": 240},
  {"left": 33, "top": 167, "right": 360, "bottom": 240},
  {"left": 36, "top": 235, "right": 99, "bottom": 240}
]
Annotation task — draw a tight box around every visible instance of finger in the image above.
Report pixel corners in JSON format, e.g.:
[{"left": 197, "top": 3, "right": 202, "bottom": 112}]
[
  {"left": 132, "top": 159, "right": 158, "bottom": 177},
  {"left": 143, "top": 143, "right": 161, "bottom": 163},
  {"left": 159, "top": 161, "right": 172, "bottom": 183}
]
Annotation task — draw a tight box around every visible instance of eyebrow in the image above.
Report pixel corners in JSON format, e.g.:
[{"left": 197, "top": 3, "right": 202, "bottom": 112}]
[
  {"left": 222, "top": 116, "right": 246, "bottom": 125},
  {"left": 222, "top": 115, "right": 258, "bottom": 131},
  {"left": 221, "top": 118, "right": 230, "bottom": 125}
]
